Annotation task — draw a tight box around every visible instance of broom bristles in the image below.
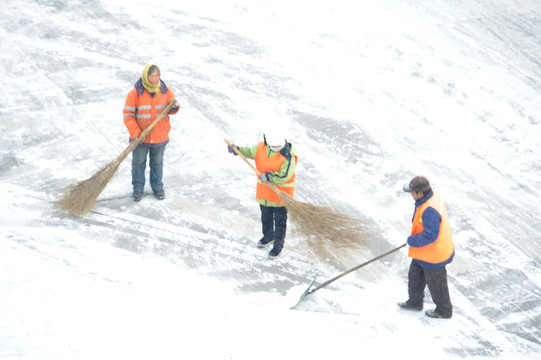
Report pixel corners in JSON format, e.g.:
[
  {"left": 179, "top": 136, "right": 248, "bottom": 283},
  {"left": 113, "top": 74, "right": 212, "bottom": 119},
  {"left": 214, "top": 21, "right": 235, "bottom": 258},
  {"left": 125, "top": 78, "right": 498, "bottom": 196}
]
[
  {"left": 268, "top": 183, "right": 368, "bottom": 255},
  {"left": 56, "top": 102, "right": 176, "bottom": 217},
  {"left": 224, "top": 138, "right": 367, "bottom": 258},
  {"left": 55, "top": 140, "right": 139, "bottom": 217}
]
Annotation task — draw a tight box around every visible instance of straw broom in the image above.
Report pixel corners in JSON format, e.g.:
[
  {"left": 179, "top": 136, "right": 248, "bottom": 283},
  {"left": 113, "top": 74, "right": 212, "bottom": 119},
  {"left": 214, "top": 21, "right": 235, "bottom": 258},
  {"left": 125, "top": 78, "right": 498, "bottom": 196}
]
[
  {"left": 224, "top": 138, "right": 366, "bottom": 251},
  {"left": 56, "top": 100, "right": 178, "bottom": 217}
]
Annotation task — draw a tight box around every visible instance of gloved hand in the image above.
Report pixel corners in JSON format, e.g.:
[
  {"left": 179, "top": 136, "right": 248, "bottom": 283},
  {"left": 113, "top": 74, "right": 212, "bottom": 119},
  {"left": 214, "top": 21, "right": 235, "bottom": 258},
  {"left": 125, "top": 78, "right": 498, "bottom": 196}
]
[
  {"left": 407, "top": 237, "right": 413, "bottom": 247},
  {"left": 168, "top": 98, "right": 179, "bottom": 114},
  {"left": 134, "top": 130, "right": 143, "bottom": 141},
  {"left": 227, "top": 144, "right": 239, "bottom": 155},
  {"left": 259, "top": 172, "right": 269, "bottom": 183}
]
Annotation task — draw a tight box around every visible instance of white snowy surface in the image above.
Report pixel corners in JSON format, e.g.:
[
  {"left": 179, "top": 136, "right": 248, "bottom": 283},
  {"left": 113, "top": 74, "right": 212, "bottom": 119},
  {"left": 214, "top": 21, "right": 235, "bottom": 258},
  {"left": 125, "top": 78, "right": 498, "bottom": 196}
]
[{"left": 1, "top": 0, "right": 540, "bottom": 359}]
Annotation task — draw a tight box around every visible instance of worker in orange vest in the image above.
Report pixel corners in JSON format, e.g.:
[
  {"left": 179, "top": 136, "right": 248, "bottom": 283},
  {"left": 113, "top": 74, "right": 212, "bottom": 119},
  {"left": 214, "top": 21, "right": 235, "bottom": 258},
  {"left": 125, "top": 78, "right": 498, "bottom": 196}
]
[
  {"left": 228, "top": 133, "right": 297, "bottom": 259},
  {"left": 123, "top": 64, "right": 180, "bottom": 202},
  {"left": 398, "top": 176, "right": 455, "bottom": 319}
]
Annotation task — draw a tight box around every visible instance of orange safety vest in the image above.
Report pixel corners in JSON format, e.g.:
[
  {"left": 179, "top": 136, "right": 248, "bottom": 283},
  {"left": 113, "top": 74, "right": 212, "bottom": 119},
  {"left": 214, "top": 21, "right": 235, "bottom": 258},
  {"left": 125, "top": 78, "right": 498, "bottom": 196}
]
[
  {"left": 254, "top": 142, "right": 297, "bottom": 206},
  {"left": 408, "top": 191, "right": 454, "bottom": 264}
]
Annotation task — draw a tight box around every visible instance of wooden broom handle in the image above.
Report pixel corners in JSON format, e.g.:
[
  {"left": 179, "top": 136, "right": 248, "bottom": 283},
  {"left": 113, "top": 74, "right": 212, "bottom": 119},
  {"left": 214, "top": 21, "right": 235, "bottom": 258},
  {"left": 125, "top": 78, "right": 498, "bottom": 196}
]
[
  {"left": 224, "top": 138, "right": 261, "bottom": 176},
  {"left": 136, "top": 99, "right": 178, "bottom": 143}
]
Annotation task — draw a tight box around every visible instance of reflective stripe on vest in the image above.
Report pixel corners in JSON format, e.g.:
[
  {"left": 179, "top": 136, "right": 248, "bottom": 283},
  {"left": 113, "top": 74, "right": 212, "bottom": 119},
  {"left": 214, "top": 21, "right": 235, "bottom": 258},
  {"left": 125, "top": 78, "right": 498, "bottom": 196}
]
[
  {"left": 254, "top": 142, "right": 296, "bottom": 206},
  {"left": 408, "top": 191, "right": 454, "bottom": 264}
]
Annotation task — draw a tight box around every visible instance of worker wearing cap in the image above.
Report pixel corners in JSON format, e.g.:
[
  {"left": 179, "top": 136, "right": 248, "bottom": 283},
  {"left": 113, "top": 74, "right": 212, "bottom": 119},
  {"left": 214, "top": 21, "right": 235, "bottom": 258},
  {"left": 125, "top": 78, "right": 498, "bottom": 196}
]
[
  {"left": 227, "top": 133, "right": 297, "bottom": 259},
  {"left": 398, "top": 176, "right": 455, "bottom": 319}
]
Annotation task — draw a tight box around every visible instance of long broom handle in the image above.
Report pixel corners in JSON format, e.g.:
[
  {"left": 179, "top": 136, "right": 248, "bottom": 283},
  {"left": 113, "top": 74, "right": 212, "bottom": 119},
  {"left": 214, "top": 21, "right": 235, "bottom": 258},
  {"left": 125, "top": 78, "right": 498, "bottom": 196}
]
[
  {"left": 116, "top": 99, "right": 178, "bottom": 161},
  {"left": 308, "top": 243, "right": 407, "bottom": 295},
  {"left": 115, "top": 100, "right": 178, "bottom": 162},
  {"left": 224, "top": 138, "right": 261, "bottom": 175},
  {"left": 224, "top": 138, "right": 290, "bottom": 203},
  {"left": 136, "top": 100, "right": 178, "bottom": 144}
]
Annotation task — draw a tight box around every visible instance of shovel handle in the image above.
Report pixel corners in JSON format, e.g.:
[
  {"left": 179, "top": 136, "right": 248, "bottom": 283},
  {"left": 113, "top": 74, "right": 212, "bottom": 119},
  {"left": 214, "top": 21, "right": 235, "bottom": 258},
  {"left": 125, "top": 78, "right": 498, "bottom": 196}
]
[
  {"left": 308, "top": 242, "right": 407, "bottom": 295},
  {"left": 224, "top": 138, "right": 261, "bottom": 176}
]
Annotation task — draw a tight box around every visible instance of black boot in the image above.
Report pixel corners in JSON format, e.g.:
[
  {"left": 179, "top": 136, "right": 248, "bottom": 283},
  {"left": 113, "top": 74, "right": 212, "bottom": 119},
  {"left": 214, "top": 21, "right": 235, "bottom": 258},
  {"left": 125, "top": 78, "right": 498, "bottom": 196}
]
[
  {"left": 397, "top": 301, "right": 423, "bottom": 311},
  {"left": 425, "top": 309, "right": 452, "bottom": 319},
  {"left": 257, "top": 237, "right": 274, "bottom": 248},
  {"left": 269, "top": 247, "right": 282, "bottom": 259},
  {"left": 133, "top": 191, "right": 143, "bottom": 202}
]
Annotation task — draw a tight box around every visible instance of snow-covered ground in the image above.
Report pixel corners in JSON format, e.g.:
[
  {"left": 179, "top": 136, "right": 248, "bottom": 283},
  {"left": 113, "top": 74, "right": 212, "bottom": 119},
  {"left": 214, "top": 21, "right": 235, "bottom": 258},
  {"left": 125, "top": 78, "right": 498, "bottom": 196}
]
[{"left": 1, "top": 0, "right": 540, "bottom": 359}]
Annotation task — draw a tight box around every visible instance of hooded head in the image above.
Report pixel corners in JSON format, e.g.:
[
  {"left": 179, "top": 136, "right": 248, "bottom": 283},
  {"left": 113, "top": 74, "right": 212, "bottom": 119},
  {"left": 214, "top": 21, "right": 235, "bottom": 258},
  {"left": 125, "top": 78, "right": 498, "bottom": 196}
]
[{"left": 141, "top": 64, "right": 162, "bottom": 95}]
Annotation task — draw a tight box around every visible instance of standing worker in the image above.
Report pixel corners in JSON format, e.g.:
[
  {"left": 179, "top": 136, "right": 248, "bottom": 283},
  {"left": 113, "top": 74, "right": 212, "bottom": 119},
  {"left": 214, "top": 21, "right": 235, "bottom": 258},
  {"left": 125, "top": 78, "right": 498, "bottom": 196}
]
[
  {"left": 228, "top": 133, "right": 297, "bottom": 259},
  {"left": 398, "top": 176, "right": 455, "bottom": 319},
  {"left": 123, "top": 64, "right": 180, "bottom": 201}
]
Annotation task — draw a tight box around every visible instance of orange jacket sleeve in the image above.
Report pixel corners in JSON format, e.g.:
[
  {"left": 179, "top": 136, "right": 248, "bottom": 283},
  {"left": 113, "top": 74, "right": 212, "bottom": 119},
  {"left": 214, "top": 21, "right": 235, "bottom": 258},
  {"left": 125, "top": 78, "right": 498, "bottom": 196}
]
[
  {"left": 123, "top": 89, "right": 142, "bottom": 140},
  {"left": 165, "top": 86, "right": 180, "bottom": 115}
]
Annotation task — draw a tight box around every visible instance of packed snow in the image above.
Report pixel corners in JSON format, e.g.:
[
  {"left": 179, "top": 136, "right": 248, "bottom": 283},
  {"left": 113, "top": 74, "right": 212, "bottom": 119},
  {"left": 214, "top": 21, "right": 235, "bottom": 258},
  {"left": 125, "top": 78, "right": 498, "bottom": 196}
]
[{"left": 1, "top": 0, "right": 540, "bottom": 359}]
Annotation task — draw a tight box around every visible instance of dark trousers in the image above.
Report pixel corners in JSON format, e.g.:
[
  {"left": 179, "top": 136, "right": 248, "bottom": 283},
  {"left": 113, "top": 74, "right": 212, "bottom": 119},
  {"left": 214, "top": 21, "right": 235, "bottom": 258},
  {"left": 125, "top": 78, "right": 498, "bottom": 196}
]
[
  {"left": 408, "top": 259, "right": 453, "bottom": 317},
  {"left": 260, "top": 205, "right": 288, "bottom": 252}
]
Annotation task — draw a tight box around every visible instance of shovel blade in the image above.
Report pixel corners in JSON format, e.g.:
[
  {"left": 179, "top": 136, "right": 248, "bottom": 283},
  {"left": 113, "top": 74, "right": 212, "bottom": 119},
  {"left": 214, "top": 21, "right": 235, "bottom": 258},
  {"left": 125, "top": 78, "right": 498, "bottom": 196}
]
[{"left": 291, "top": 277, "right": 317, "bottom": 309}]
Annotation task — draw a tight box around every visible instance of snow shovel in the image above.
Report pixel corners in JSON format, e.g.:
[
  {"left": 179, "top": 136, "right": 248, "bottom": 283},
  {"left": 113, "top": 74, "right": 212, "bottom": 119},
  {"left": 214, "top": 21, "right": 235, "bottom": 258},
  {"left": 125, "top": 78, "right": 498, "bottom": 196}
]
[
  {"left": 292, "top": 243, "right": 407, "bottom": 308},
  {"left": 56, "top": 99, "right": 178, "bottom": 217}
]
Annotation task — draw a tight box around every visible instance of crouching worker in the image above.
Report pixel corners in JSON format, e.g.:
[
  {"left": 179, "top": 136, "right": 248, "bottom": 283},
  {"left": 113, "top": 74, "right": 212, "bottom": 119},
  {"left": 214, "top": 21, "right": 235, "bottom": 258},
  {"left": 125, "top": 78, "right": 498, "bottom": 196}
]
[{"left": 228, "top": 134, "right": 297, "bottom": 259}]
